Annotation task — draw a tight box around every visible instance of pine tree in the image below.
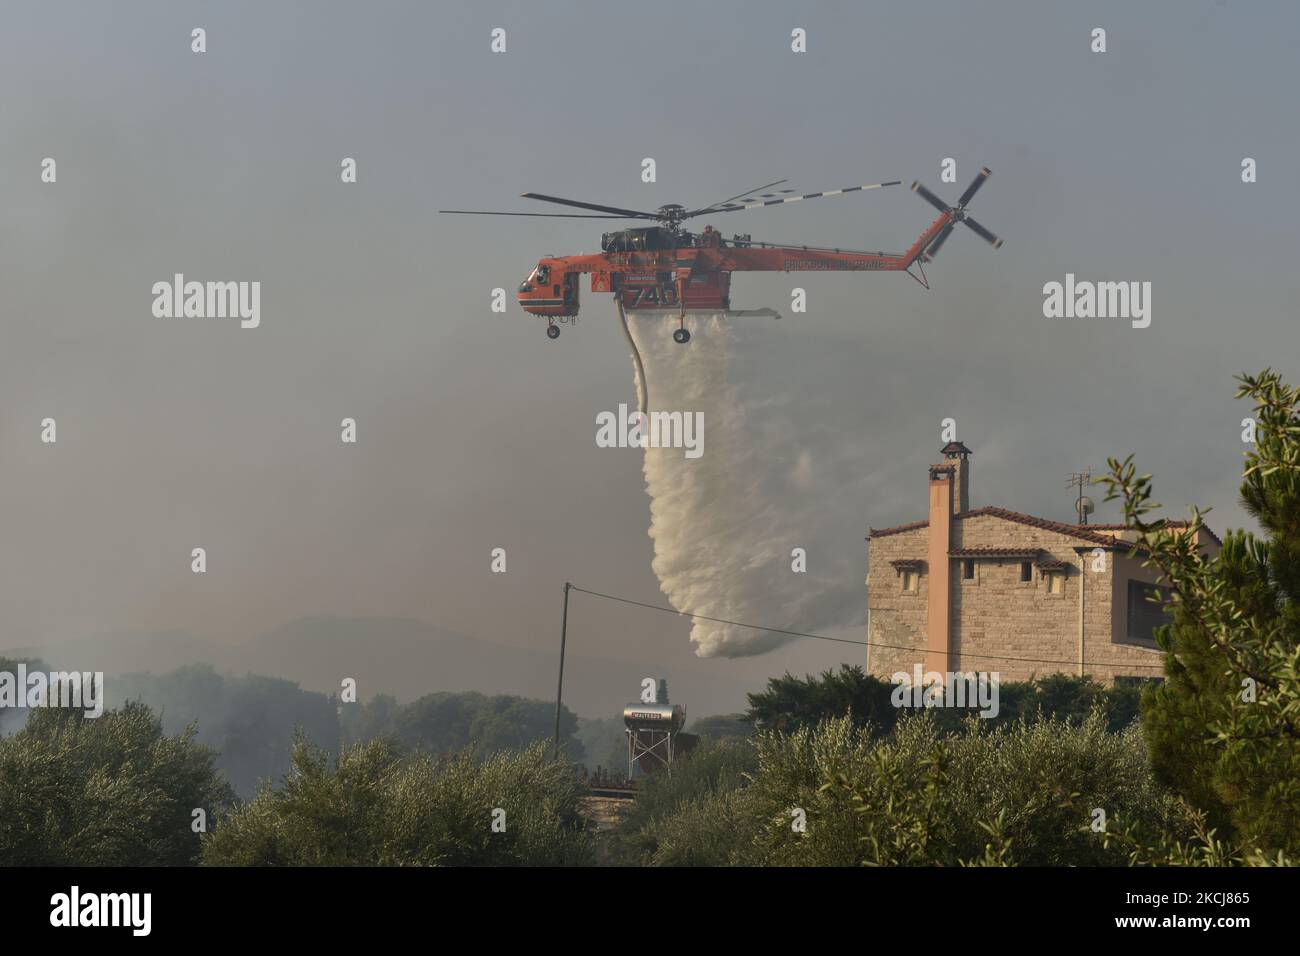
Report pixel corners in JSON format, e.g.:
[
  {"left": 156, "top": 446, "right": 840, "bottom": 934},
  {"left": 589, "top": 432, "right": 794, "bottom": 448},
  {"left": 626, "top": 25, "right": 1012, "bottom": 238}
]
[{"left": 1102, "top": 369, "right": 1300, "bottom": 857}]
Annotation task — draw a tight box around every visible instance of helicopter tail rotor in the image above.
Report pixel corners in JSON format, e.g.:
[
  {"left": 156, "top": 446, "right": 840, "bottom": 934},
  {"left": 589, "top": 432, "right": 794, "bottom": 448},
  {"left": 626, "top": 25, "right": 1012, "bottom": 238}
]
[{"left": 911, "top": 167, "right": 1003, "bottom": 262}]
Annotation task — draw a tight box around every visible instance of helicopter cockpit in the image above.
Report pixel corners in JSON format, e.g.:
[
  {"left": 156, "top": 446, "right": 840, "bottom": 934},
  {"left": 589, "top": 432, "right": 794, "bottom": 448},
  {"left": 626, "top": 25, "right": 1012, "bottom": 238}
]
[
  {"left": 517, "top": 263, "right": 551, "bottom": 293},
  {"left": 517, "top": 261, "right": 579, "bottom": 319}
]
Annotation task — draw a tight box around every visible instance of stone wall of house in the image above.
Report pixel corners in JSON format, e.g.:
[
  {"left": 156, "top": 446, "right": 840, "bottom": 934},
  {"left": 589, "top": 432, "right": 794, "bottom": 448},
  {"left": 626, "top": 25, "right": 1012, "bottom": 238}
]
[
  {"left": 866, "top": 526, "right": 930, "bottom": 678},
  {"left": 868, "top": 514, "right": 1165, "bottom": 683}
]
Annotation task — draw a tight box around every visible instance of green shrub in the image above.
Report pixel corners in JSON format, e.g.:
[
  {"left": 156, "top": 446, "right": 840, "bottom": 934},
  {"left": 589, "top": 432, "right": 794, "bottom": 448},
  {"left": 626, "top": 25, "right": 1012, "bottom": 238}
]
[
  {"left": 202, "top": 736, "right": 591, "bottom": 866},
  {"left": 746, "top": 666, "right": 1147, "bottom": 736},
  {"left": 615, "top": 739, "right": 757, "bottom": 865},
  {"left": 0, "top": 702, "right": 233, "bottom": 866},
  {"left": 646, "top": 787, "right": 757, "bottom": 867},
  {"left": 925, "top": 713, "right": 1180, "bottom": 865},
  {"left": 643, "top": 711, "right": 1187, "bottom": 866}
]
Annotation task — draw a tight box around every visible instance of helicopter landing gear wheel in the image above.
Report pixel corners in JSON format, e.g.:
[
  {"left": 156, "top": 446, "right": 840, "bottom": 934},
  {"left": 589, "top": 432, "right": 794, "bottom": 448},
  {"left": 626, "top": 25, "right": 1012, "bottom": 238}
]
[
  {"left": 673, "top": 327, "right": 690, "bottom": 344},
  {"left": 546, "top": 323, "right": 560, "bottom": 340}
]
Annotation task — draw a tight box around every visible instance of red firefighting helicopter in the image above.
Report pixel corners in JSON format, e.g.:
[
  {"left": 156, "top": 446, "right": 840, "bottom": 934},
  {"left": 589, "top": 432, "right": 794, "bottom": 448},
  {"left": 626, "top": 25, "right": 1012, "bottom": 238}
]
[{"left": 441, "top": 168, "right": 1002, "bottom": 343}]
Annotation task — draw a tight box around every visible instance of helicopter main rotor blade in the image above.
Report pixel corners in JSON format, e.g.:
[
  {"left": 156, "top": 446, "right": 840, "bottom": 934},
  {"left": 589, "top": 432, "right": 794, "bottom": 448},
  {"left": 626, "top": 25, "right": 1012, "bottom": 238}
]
[
  {"left": 687, "top": 180, "right": 901, "bottom": 219},
  {"left": 519, "top": 192, "right": 658, "bottom": 219},
  {"left": 962, "top": 216, "right": 1003, "bottom": 248},
  {"left": 957, "top": 167, "right": 991, "bottom": 208},
  {"left": 910, "top": 182, "right": 951, "bottom": 215},
  {"left": 694, "top": 178, "right": 789, "bottom": 215},
  {"left": 439, "top": 209, "right": 630, "bottom": 219},
  {"left": 718, "top": 236, "right": 891, "bottom": 257}
]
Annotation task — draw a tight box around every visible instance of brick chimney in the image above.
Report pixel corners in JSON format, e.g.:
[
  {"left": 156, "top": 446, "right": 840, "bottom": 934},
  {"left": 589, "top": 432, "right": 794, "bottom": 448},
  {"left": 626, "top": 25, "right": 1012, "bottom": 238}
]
[
  {"left": 926, "top": 461, "right": 955, "bottom": 673},
  {"left": 940, "top": 441, "right": 972, "bottom": 514}
]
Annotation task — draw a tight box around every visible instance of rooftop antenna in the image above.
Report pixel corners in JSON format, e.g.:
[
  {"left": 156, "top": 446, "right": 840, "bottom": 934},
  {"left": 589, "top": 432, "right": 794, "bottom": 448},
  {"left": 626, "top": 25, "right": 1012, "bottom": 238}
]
[{"left": 1068, "top": 470, "right": 1095, "bottom": 525}]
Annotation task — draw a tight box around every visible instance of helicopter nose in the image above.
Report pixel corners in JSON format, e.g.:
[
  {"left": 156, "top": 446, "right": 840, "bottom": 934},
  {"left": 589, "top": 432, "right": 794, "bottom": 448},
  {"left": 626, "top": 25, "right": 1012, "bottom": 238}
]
[{"left": 517, "top": 281, "right": 548, "bottom": 315}]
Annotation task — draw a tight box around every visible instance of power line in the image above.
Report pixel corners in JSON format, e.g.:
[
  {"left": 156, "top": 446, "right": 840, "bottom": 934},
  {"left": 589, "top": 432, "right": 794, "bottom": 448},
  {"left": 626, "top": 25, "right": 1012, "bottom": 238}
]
[
  {"left": 570, "top": 585, "right": 867, "bottom": 647},
  {"left": 568, "top": 583, "right": 1167, "bottom": 672}
]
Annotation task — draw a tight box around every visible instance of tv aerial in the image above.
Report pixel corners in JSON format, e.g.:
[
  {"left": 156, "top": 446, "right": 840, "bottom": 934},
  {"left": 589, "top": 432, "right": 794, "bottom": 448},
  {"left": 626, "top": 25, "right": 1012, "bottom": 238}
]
[{"left": 1068, "top": 470, "right": 1096, "bottom": 525}]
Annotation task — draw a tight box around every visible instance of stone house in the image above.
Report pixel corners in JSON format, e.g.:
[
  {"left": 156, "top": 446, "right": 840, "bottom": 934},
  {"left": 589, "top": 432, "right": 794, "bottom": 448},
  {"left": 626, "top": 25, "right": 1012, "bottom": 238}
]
[{"left": 866, "top": 442, "right": 1220, "bottom": 683}]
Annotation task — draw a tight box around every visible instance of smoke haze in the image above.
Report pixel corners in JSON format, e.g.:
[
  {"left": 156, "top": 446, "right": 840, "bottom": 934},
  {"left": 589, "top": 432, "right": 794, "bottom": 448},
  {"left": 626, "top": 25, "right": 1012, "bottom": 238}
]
[{"left": 4, "top": 1, "right": 1295, "bottom": 717}]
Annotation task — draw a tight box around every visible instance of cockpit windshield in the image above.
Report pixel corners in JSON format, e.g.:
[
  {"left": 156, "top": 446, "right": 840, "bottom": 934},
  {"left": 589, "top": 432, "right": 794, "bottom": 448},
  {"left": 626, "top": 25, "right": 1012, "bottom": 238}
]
[{"left": 519, "top": 264, "right": 551, "bottom": 293}]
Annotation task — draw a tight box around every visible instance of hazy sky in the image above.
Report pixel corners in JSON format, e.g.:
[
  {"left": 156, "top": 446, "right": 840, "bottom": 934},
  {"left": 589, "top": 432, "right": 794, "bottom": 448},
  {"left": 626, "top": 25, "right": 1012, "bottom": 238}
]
[{"left": 3, "top": 1, "right": 1297, "bottom": 714}]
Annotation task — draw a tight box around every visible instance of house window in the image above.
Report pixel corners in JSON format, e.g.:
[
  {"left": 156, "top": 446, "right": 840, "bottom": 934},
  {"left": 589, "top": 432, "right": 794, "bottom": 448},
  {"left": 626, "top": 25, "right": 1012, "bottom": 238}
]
[
  {"left": 962, "top": 559, "right": 975, "bottom": 580},
  {"left": 1020, "top": 561, "right": 1033, "bottom": 582},
  {"left": 1046, "top": 571, "right": 1065, "bottom": 595},
  {"left": 901, "top": 570, "right": 919, "bottom": 592},
  {"left": 1127, "top": 580, "right": 1173, "bottom": 642}
]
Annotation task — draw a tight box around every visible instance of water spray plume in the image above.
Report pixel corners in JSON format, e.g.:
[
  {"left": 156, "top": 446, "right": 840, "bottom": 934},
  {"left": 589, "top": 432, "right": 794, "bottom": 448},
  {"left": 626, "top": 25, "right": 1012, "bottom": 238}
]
[{"left": 626, "top": 314, "right": 865, "bottom": 657}]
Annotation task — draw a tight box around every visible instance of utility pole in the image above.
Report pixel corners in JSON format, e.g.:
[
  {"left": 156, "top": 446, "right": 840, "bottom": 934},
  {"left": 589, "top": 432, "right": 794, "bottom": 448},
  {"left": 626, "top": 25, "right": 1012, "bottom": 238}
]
[
  {"left": 553, "top": 582, "right": 572, "bottom": 758},
  {"left": 1067, "top": 472, "right": 1094, "bottom": 676}
]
